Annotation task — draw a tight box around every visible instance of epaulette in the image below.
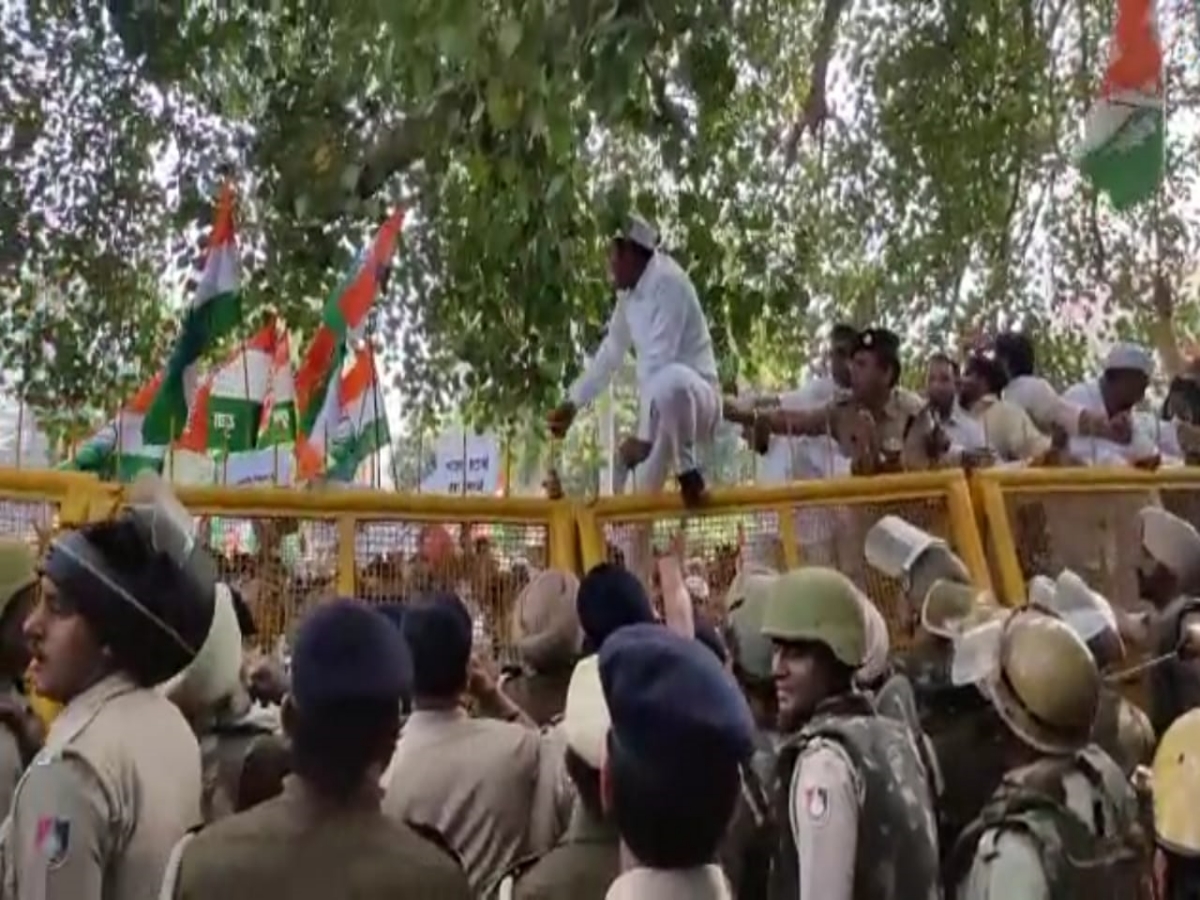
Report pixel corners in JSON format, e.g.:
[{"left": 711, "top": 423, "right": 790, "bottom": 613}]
[{"left": 405, "top": 820, "right": 465, "bottom": 870}]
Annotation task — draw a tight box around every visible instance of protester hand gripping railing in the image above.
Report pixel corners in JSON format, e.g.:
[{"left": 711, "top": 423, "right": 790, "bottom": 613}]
[
  {"left": 574, "top": 470, "right": 990, "bottom": 647},
  {"left": 973, "top": 466, "right": 1200, "bottom": 610}
]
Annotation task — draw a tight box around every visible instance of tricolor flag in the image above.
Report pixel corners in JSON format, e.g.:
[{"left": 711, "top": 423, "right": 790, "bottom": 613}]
[
  {"left": 143, "top": 182, "right": 243, "bottom": 444},
  {"left": 296, "top": 210, "right": 403, "bottom": 443},
  {"left": 225, "top": 328, "right": 299, "bottom": 486},
  {"left": 325, "top": 346, "right": 391, "bottom": 484},
  {"left": 169, "top": 323, "right": 275, "bottom": 484},
  {"left": 62, "top": 375, "right": 166, "bottom": 481},
  {"left": 1077, "top": 0, "right": 1164, "bottom": 210}
]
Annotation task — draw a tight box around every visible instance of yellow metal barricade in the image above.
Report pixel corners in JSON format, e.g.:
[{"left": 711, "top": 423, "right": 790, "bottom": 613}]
[
  {"left": 575, "top": 471, "right": 990, "bottom": 648},
  {"left": 163, "top": 486, "right": 577, "bottom": 659},
  {"left": 974, "top": 466, "right": 1200, "bottom": 609}
]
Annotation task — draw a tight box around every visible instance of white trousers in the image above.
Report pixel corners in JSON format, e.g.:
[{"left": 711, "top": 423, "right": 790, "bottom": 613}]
[{"left": 617, "top": 364, "right": 720, "bottom": 583}]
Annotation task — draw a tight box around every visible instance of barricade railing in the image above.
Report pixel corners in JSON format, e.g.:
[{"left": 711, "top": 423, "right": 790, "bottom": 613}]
[
  {"left": 574, "top": 471, "right": 990, "bottom": 647},
  {"left": 973, "top": 466, "right": 1200, "bottom": 610}
]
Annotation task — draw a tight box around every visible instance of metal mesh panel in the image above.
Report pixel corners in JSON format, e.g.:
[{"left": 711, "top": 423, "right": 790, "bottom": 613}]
[
  {"left": 0, "top": 498, "right": 54, "bottom": 545},
  {"left": 602, "top": 494, "right": 953, "bottom": 648},
  {"left": 353, "top": 519, "right": 549, "bottom": 664},
  {"left": 206, "top": 516, "right": 338, "bottom": 652},
  {"left": 1002, "top": 489, "right": 1151, "bottom": 610}
]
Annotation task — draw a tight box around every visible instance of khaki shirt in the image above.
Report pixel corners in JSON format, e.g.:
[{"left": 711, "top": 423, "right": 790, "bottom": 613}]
[
  {"left": 604, "top": 865, "right": 731, "bottom": 900},
  {"left": 968, "top": 395, "right": 1051, "bottom": 461},
  {"left": 168, "top": 777, "right": 472, "bottom": 900},
  {"left": 2, "top": 673, "right": 201, "bottom": 900},
  {"left": 0, "top": 684, "right": 32, "bottom": 823},
  {"left": 789, "top": 741, "right": 859, "bottom": 900},
  {"left": 380, "top": 708, "right": 559, "bottom": 895}
]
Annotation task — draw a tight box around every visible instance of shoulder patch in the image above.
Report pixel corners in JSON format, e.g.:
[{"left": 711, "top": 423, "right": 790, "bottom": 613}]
[
  {"left": 35, "top": 816, "right": 70, "bottom": 869},
  {"left": 804, "top": 786, "right": 829, "bottom": 824}
]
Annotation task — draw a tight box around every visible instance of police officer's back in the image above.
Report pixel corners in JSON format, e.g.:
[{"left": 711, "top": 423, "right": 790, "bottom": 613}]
[
  {"left": 599, "top": 624, "right": 754, "bottom": 899},
  {"left": 498, "top": 655, "right": 620, "bottom": 899},
  {"left": 3, "top": 477, "right": 211, "bottom": 900},
  {"left": 165, "top": 599, "right": 471, "bottom": 900},
  {"left": 0, "top": 539, "right": 44, "bottom": 820},
  {"left": 949, "top": 608, "right": 1147, "bottom": 900}
]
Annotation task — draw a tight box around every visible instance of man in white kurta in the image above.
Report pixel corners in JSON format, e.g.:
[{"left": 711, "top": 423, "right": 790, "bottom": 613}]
[{"left": 548, "top": 216, "right": 720, "bottom": 576}]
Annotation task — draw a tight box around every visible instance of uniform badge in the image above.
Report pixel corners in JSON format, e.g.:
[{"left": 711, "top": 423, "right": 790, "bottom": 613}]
[
  {"left": 35, "top": 817, "right": 70, "bottom": 868},
  {"left": 804, "top": 786, "right": 829, "bottom": 823}
]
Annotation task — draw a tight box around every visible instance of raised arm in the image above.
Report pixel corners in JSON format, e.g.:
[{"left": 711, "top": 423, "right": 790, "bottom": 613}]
[{"left": 567, "top": 299, "right": 632, "bottom": 409}]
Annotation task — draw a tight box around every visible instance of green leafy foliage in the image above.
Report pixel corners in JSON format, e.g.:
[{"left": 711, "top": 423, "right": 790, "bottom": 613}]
[{"left": 4, "top": 0, "right": 1200, "bottom": 454}]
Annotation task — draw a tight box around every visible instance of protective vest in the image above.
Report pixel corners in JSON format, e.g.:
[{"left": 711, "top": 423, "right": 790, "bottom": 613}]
[
  {"left": 769, "top": 693, "right": 941, "bottom": 900},
  {"left": 948, "top": 748, "right": 1150, "bottom": 900}
]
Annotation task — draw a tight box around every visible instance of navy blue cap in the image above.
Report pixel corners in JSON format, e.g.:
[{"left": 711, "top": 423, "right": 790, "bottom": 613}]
[
  {"left": 577, "top": 563, "right": 655, "bottom": 653},
  {"left": 291, "top": 599, "right": 412, "bottom": 709},
  {"left": 401, "top": 592, "right": 473, "bottom": 697},
  {"left": 599, "top": 624, "right": 755, "bottom": 777}
]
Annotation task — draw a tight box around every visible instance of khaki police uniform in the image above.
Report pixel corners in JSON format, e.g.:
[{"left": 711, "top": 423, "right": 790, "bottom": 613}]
[
  {"left": 605, "top": 865, "right": 732, "bottom": 899},
  {"left": 381, "top": 709, "right": 560, "bottom": 895},
  {"left": 763, "top": 568, "right": 941, "bottom": 900},
  {"left": 3, "top": 674, "right": 202, "bottom": 900},
  {"left": 0, "top": 539, "right": 45, "bottom": 820},
  {"left": 169, "top": 776, "right": 470, "bottom": 900},
  {"left": 952, "top": 610, "right": 1147, "bottom": 900}
]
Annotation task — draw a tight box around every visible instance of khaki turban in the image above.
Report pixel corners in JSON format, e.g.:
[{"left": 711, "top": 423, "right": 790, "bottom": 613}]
[{"left": 512, "top": 569, "right": 582, "bottom": 672}]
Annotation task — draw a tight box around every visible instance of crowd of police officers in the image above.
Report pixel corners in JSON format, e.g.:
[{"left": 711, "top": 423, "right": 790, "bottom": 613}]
[{"left": 0, "top": 471, "right": 1193, "bottom": 899}]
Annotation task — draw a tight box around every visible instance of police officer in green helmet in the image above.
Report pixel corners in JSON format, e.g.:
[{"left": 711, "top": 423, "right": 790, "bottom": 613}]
[
  {"left": 948, "top": 608, "right": 1148, "bottom": 900},
  {"left": 718, "top": 567, "right": 778, "bottom": 900},
  {"left": 763, "top": 566, "right": 940, "bottom": 900}
]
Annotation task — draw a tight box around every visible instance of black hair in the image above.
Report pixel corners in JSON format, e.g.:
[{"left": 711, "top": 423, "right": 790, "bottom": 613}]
[
  {"left": 564, "top": 748, "right": 604, "bottom": 819},
  {"left": 608, "top": 741, "right": 741, "bottom": 868},
  {"left": 993, "top": 332, "right": 1035, "bottom": 378},
  {"left": 403, "top": 593, "right": 471, "bottom": 700},
  {"left": 831, "top": 323, "right": 858, "bottom": 343},
  {"left": 927, "top": 352, "right": 959, "bottom": 376},
  {"left": 1162, "top": 376, "right": 1200, "bottom": 421},
  {"left": 287, "top": 698, "right": 399, "bottom": 800},
  {"left": 964, "top": 353, "right": 1008, "bottom": 394}
]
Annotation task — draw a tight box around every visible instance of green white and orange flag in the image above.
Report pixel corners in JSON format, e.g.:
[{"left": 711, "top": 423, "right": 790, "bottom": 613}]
[
  {"left": 325, "top": 346, "right": 391, "bottom": 484},
  {"left": 144, "top": 182, "right": 243, "bottom": 444},
  {"left": 295, "top": 210, "right": 404, "bottom": 442},
  {"left": 1078, "top": 0, "right": 1164, "bottom": 210},
  {"left": 225, "top": 327, "right": 299, "bottom": 486},
  {"left": 169, "top": 322, "right": 275, "bottom": 484},
  {"left": 62, "top": 375, "right": 165, "bottom": 481}
]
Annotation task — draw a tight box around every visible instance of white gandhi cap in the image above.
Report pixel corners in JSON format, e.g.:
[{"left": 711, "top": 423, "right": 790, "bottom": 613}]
[
  {"left": 562, "top": 655, "right": 611, "bottom": 769},
  {"left": 1103, "top": 342, "right": 1154, "bottom": 377},
  {"left": 617, "top": 214, "right": 660, "bottom": 253}
]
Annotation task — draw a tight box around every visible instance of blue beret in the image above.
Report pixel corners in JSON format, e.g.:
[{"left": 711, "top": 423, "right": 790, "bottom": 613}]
[
  {"left": 599, "top": 624, "right": 754, "bottom": 776},
  {"left": 291, "top": 599, "right": 411, "bottom": 709},
  {"left": 401, "top": 592, "right": 473, "bottom": 697},
  {"left": 577, "top": 563, "right": 655, "bottom": 653}
]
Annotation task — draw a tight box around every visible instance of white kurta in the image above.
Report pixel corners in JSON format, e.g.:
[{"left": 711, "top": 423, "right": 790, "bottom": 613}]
[{"left": 568, "top": 251, "right": 720, "bottom": 492}]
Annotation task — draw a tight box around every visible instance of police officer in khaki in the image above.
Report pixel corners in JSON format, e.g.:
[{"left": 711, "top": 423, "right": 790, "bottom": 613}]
[
  {"left": 496, "top": 654, "right": 620, "bottom": 899},
  {"left": 501, "top": 569, "right": 582, "bottom": 727},
  {"left": 1134, "top": 506, "right": 1200, "bottom": 733},
  {"left": 160, "top": 582, "right": 282, "bottom": 823},
  {"left": 3, "top": 474, "right": 215, "bottom": 900},
  {"left": 0, "top": 539, "right": 44, "bottom": 821},
  {"left": 762, "top": 566, "right": 941, "bottom": 900},
  {"left": 718, "top": 567, "right": 777, "bottom": 899},
  {"left": 163, "top": 599, "right": 471, "bottom": 900},
  {"left": 1027, "top": 570, "right": 1155, "bottom": 775},
  {"left": 1151, "top": 707, "right": 1200, "bottom": 899},
  {"left": 949, "top": 608, "right": 1146, "bottom": 900}
]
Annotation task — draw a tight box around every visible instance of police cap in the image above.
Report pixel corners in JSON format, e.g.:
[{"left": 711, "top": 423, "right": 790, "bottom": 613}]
[
  {"left": 291, "top": 599, "right": 412, "bottom": 709},
  {"left": 599, "top": 624, "right": 754, "bottom": 779}
]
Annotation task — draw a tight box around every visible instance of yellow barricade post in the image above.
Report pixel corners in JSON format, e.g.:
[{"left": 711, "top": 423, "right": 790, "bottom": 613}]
[{"left": 575, "top": 471, "right": 991, "bottom": 648}]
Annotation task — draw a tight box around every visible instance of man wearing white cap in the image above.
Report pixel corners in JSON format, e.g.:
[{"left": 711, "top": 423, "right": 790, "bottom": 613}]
[
  {"left": 495, "top": 656, "right": 619, "bottom": 899},
  {"left": 547, "top": 214, "right": 720, "bottom": 512},
  {"left": 1136, "top": 506, "right": 1200, "bottom": 734}
]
